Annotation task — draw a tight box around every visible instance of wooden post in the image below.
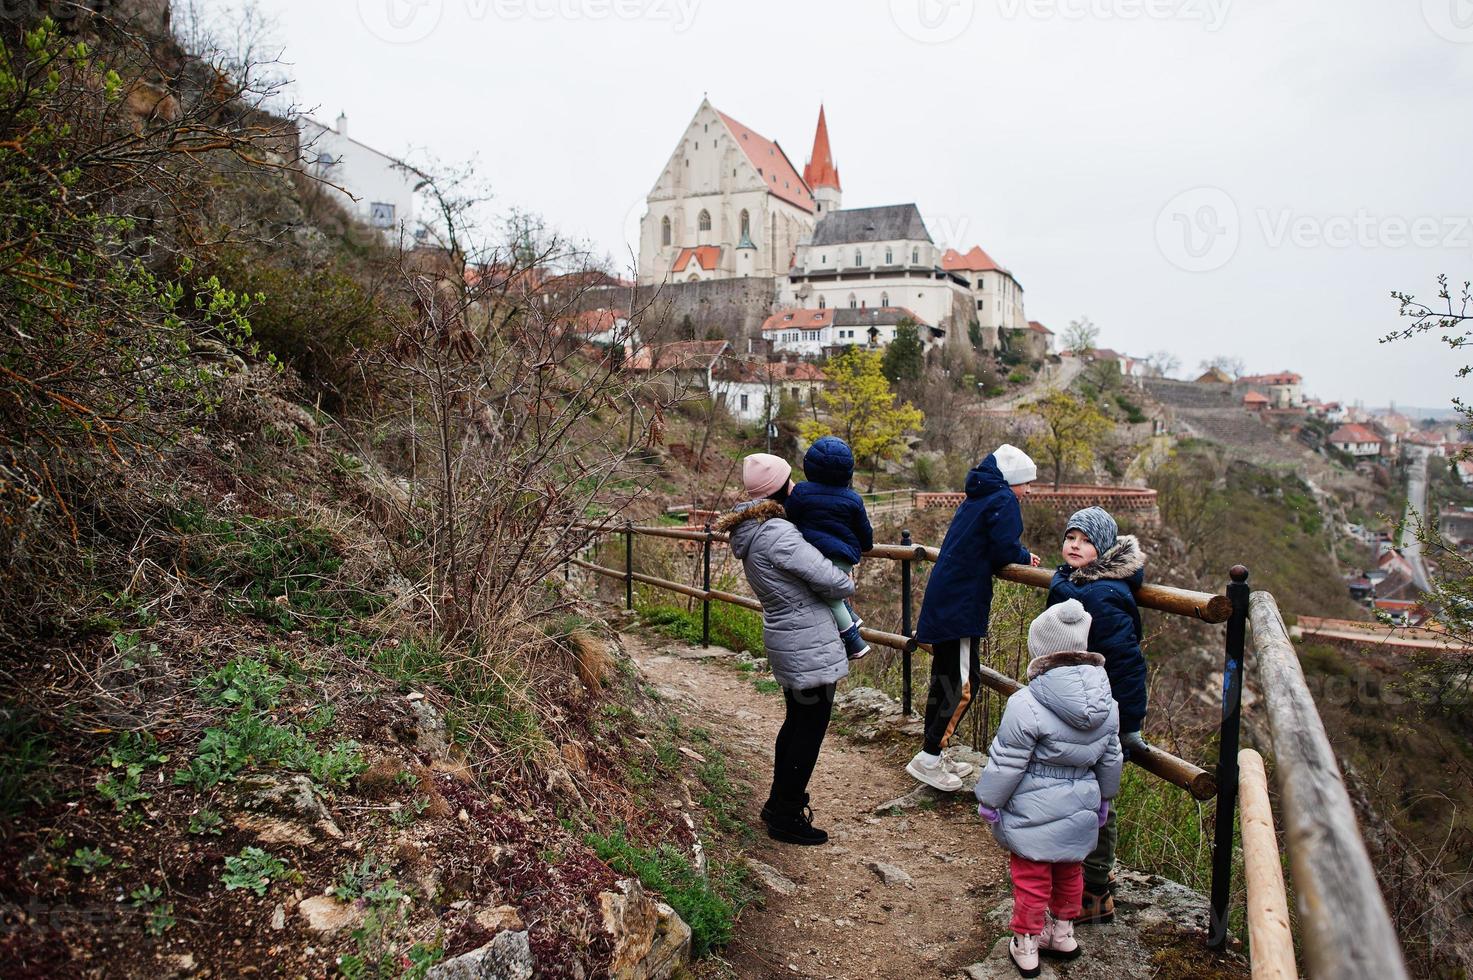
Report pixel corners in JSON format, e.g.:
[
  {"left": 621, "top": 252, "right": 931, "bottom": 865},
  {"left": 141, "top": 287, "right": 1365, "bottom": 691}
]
[
  {"left": 624, "top": 521, "right": 633, "bottom": 611},
  {"left": 701, "top": 523, "right": 712, "bottom": 647},
  {"left": 1210, "top": 565, "right": 1250, "bottom": 949},
  {"left": 1239, "top": 749, "right": 1297, "bottom": 980},
  {"left": 1250, "top": 591, "right": 1408, "bottom": 978},
  {"left": 901, "top": 528, "right": 914, "bottom": 717}
]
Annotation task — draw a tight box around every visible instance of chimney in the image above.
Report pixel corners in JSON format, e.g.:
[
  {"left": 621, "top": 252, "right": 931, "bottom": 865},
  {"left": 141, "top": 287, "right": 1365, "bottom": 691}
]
[{"left": 335, "top": 112, "right": 347, "bottom": 136}]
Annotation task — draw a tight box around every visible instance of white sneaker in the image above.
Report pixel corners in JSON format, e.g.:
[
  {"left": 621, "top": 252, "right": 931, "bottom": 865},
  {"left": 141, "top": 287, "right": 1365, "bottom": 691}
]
[
  {"left": 906, "top": 751, "right": 963, "bottom": 792},
  {"left": 942, "top": 753, "right": 975, "bottom": 779},
  {"left": 1009, "top": 932, "right": 1041, "bottom": 977},
  {"left": 1039, "top": 914, "right": 1081, "bottom": 960}
]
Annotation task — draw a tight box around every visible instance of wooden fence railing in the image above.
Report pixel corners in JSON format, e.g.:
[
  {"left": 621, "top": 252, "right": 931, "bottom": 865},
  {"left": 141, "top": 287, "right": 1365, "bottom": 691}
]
[{"left": 567, "top": 520, "right": 1408, "bottom": 976}]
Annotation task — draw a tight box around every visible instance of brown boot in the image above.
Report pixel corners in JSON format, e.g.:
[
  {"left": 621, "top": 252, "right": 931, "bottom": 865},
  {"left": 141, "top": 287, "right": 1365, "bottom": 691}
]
[{"left": 1077, "top": 888, "right": 1115, "bottom": 925}]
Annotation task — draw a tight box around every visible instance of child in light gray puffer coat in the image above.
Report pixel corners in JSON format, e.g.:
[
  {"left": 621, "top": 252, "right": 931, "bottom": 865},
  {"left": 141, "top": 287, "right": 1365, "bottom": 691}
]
[{"left": 976, "top": 599, "right": 1122, "bottom": 977}]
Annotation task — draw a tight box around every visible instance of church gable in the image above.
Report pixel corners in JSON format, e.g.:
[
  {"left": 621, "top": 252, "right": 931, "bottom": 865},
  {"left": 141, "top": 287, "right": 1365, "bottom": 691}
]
[{"left": 648, "top": 101, "right": 769, "bottom": 202}]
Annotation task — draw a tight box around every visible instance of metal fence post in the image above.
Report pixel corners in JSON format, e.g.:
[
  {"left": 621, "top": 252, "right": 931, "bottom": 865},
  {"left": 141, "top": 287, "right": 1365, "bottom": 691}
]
[
  {"left": 901, "top": 528, "right": 914, "bottom": 716},
  {"left": 624, "top": 522, "right": 634, "bottom": 611},
  {"left": 702, "top": 522, "right": 712, "bottom": 647},
  {"left": 1209, "top": 565, "right": 1250, "bottom": 949}
]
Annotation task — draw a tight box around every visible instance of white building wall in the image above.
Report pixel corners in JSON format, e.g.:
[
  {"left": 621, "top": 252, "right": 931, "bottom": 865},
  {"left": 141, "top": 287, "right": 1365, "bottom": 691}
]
[
  {"left": 639, "top": 102, "right": 817, "bottom": 285},
  {"left": 300, "top": 117, "right": 419, "bottom": 244}
]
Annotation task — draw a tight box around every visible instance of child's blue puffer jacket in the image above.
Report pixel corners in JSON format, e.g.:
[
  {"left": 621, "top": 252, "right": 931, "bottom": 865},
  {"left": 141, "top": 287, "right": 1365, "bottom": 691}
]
[{"left": 784, "top": 436, "right": 873, "bottom": 566}]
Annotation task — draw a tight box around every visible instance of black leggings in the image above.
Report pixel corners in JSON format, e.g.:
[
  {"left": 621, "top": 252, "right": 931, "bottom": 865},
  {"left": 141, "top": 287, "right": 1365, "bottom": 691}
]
[{"left": 767, "top": 683, "right": 836, "bottom": 812}]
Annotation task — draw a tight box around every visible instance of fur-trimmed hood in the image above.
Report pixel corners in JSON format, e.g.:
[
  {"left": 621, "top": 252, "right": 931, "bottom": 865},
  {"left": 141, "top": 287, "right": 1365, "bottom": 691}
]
[
  {"left": 1063, "top": 534, "right": 1145, "bottom": 586},
  {"left": 1025, "top": 649, "right": 1115, "bottom": 731},
  {"left": 1027, "top": 649, "right": 1106, "bottom": 681},
  {"left": 716, "top": 500, "right": 786, "bottom": 559}
]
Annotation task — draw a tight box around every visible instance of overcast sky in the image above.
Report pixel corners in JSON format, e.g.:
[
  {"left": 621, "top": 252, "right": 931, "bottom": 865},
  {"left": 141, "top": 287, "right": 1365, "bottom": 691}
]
[{"left": 202, "top": 0, "right": 1473, "bottom": 412}]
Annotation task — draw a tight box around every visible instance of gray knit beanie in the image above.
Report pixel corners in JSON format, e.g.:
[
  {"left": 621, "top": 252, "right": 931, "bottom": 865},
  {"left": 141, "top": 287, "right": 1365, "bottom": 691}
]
[
  {"left": 1028, "top": 599, "right": 1093, "bottom": 659},
  {"left": 1064, "top": 506, "right": 1118, "bottom": 555}
]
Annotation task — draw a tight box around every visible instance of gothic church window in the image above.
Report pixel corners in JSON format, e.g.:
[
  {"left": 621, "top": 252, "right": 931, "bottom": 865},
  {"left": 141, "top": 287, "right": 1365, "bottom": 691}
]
[
  {"left": 740, "top": 210, "right": 750, "bottom": 238},
  {"left": 661, "top": 216, "right": 671, "bottom": 246},
  {"left": 698, "top": 210, "right": 711, "bottom": 232}
]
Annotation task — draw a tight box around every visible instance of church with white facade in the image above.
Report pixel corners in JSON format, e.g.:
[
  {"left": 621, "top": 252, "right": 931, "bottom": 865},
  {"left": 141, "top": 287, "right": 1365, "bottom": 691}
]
[{"left": 637, "top": 99, "right": 1027, "bottom": 355}]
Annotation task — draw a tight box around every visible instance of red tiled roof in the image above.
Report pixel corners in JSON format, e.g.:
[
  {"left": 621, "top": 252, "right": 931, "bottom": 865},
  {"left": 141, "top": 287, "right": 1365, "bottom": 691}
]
[
  {"left": 941, "top": 245, "right": 1004, "bottom": 273},
  {"left": 672, "top": 245, "right": 721, "bottom": 273},
  {"left": 713, "top": 357, "right": 827, "bottom": 385},
  {"left": 715, "top": 108, "right": 815, "bottom": 214},
  {"left": 803, "top": 105, "right": 841, "bottom": 192},
  {"left": 761, "top": 308, "right": 836, "bottom": 333},
  {"left": 1330, "top": 424, "right": 1384, "bottom": 445},
  {"left": 1242, "top": 391, "right": 1270, "bottom": 404},
  {"left": 1241, "top": 371, "right": 1302, "bottom": 385},
  {"left": 568, "top": 308, "right": 627, "bottom": 335},
  {"left": 626, "top": 340, "right": 730, "bottom": 373},
  {"left": 1027, "top": 320, "right": 1054, "bottom": 335}
]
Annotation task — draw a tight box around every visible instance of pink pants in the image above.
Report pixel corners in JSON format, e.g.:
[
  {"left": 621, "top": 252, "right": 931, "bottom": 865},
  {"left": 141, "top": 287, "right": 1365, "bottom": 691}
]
[{"left": 1009, "top": 854, "right": 1084, "bottom": 934}]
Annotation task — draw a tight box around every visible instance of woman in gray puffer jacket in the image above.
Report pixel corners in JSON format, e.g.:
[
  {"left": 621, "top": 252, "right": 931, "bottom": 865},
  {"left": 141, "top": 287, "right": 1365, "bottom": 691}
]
[
  {"left": 975, "top": 599, "right": 1123, "bottom": 973},
  {"left": 715, "top": 453, "right": 856, "bottom": 846}
]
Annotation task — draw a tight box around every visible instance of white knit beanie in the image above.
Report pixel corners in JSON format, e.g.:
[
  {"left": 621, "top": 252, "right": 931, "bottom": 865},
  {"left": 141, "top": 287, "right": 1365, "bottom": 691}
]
[
  {"left": 1028, "top": 599, "right": 1093, "bottom": 659},
  {"left": 993, "top": 444, "right": 1038, "bottom": 486}
]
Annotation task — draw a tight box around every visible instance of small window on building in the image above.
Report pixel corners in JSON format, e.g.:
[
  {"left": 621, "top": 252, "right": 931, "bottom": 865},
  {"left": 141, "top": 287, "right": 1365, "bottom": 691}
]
[
  {"left": 885, "top": 248, "right": 893, "bottom": 264},
  {"left": 818, "top": 296, "right": 826, "bottom": 309},
  {"left": 370, "top": 202, "right": 396, "bottom": 228},
  {"left": 848, "top": 293, "right": 857, "bottom": 309},
  {"left": 661, "top": 216, "right": 671, "bottom": 246},
  {"left": 977, "top": 299, "right": 984, "bottom": 310},
  {"left": 881, "top": 292, "right": 889, "bottom": 307},
  {"left": 740, "top": 209, "right": 750, "bottom": 238},
  {"left": 740, "top": 394, "right": 749, "bottom": 411},
  {"left": 854, "top": 249, "right": 862, "bottom": 266},
  {"left": 911, "top": 247, "right": 919, "bottom": 263},
  {"left": 698, "top": 209, "right": 711, "bottom": 232}
]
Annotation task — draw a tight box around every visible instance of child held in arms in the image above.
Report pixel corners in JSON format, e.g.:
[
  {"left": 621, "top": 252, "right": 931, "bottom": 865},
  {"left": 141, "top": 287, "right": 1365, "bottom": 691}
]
[
  {"left": 976, "top": 599, "right": 1123, "bottom": 977},
  {"left": 1046, "top": 506, "right": 1150, "bottom": 925},
  {"left": 784, "top": 436, "right": 875, "bottom": 660}
]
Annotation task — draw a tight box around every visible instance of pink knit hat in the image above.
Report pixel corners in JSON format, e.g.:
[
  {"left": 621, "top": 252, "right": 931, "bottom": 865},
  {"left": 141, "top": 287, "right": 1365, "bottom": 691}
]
[{"left": 742, "top": 453, "right": 792, "bottom": 500}]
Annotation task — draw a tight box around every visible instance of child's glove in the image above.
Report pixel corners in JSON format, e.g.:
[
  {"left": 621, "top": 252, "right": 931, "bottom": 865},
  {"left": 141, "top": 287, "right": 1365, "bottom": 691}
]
[
  {"left": 1120, "top": 731, "right": 1150, "bottom": 758},
  {"left": 977, "top": 803, "right": 1000, "bottom": 824},
  {"left": 1097, "top": 800, "right": 1111, "bottom": 827}
]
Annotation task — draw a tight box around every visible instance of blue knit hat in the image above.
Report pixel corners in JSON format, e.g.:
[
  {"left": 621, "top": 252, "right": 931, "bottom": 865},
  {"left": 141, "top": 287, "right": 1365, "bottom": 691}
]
[{"left": 1064, "top": 507, "right": 1118, "bottom": 555}]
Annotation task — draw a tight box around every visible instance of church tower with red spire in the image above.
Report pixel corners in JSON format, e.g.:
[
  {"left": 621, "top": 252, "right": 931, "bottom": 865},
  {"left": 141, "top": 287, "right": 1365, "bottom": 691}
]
[{"left": 803, "top": 105, "right": 842, "bottom": 214}]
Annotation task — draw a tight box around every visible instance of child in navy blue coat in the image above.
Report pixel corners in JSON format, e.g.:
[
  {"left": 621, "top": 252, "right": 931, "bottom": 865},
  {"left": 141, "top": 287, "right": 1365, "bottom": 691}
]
[
  {"left": 784, "top": 436, "right": 874, "bottom": 659},
  {"left": 1045, "top": 505, "right": 1150, "bottom": 925}
]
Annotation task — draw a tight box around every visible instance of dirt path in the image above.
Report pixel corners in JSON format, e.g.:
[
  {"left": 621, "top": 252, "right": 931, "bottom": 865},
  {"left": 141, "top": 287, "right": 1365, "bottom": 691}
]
[{"left": 624, "top": 632, "right": 1009, "bottom": 979}]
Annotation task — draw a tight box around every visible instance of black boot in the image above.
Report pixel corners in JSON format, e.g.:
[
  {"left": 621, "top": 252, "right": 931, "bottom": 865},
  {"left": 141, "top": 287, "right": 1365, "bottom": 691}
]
[{"left": 763, "top": 794, "right": 828, "bottom": 846}]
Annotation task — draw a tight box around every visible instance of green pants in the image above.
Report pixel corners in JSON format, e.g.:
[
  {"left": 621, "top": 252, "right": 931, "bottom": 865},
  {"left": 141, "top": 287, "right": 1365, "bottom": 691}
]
[
  {"left": 825, "top": 560, "right": 854, "bottom": 630},
  {"left": 1084, "top": 807, "right": 1117, "bottom": 892}
]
